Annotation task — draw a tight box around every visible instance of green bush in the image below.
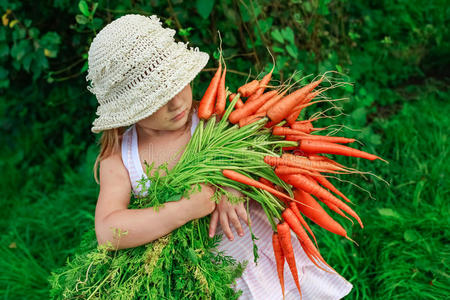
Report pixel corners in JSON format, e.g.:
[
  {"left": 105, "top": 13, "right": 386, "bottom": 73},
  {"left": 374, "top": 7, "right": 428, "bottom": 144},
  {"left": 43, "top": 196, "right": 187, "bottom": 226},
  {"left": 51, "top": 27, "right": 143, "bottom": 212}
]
[{"left": 0, "top": 0, "right": 448, "bottom": 299}]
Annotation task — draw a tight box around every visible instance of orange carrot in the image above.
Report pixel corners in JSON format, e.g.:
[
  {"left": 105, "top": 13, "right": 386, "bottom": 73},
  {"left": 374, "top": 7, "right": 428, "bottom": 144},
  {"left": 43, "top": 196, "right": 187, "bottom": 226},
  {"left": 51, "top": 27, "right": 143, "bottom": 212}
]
[
  {"left": 259, "top": 177, "right": 274, "bottom": 187},
  {"left": 267, "top": 78, "right": 323, "bottom": 124},
  {"left": 291, "top": 122, "right": 325, "bottom": 133},
  {"left": 228, "top": 90, "right": 278, "bottom": 124},
  {"left": 294, "top": 189, "right": 348, "bottom": 238},
  {"left": 238, "top": 111, "right": 267, "bottom": 127},
  {"left": 286, "top": 91, "right": 321, "bottom": 124},
  {"left": 291, "top": 121, "right": 313, "bottom": 130},
  {"left": 246, "top": 71, "right": 272, "bottom": 103},
  {"left": 282, "top": 173, "right": 364, "bottom": 228},
  {"left": 272, "top": 232, "right": 286, "bottom": 298},
  {"left": 298, "top": 239, "right": 336, "bottom": 274},
  {"left": 265, "top": 156, "right": 301, "bottom": 168},
  {"left": 281, "top": 154, "right": 334, "bottom": 168},
  {"left": 272, "top": 127, "right": 306, "bottom": 136},
  {"left": 275, "top": 165, "right": 313, "bottom": 176},
  {"left": 310, "top": 172, "right": 352, "bottom": 203},
  {"left": 273, "top": 98, "right": 322, "bottom": 123},
  {"left": 266, "top": 155, "right": 343, "bottom": 174},
  {"left": 277, "top": 222, "right": 302, "bottom": 296},
  {"left": 255, "top": 90, "right": 287, "bottom": 114},
  {"left": 214, "top": 65, "right": 227, "bottom": 116},
  {"left": 300, "top": 140, "right": 383, "bottom": 161},
  {"left": 238, "top": 79, "right": 259, "bottom": 97},
  {"left": 282, "top": 208, "right": 322, "bottom": 263},
  {"left": 308, "top": 155, "right": 347, "bottom": 169},
  {"left": 243, "top": 90, "right": 278, "bottom": 110},
  {"left": 245, "top": 93, "right": 259, "bottom": 104},
  {"left": 284, "top": 135, "right": 306, "bottom": 141},
  {"left": 289, "top": 201, "right": 318, "bottom": 248},
  {"left": 286, "top": 107, "right": 302, "bottom": 125},
  {"left": 281, "top": 154, "right": 349, "bottom": 173},
  {"left": 230, "top": 93, "right": 244, "bottom": 109},
  {"left": 198, "top": 62, "right": 222, "bottom": 119},
  {"left": 301, "top": 90, "right": 322, "bottom": 105},
  {"left": 222, "top": 169, "right": 297, "bottom": 203},
  {"left": 321, "top": 199, "right": 355, "bottom": 225},
  {"left": 282, "top": 146, "right": 298, "bottom": 151},
  {"left": 308, "top": 154, "right": 327, "bottom": 161},
  {"left": 259, "top": 177, "right": 288, "bottom": 205},
  {"left": 274, "top": 127, "right": 351, "bottom": 143},
  {"left": 259, "top": 69, "right": 274, "bottom": 89},
  {"left": 252, "top": 68, "right": 274, "bottom": 99},
  {"left": 285, "top": 134, "right": 356, "bottom": 144},
  {"left": 264, "top": 120, "right": 278, "bottom": 128},
  {"left": 275, "top": 166, "right": 324, "bottom": 178},
  {"left": 286, "top": 107, "right": 303, "bottom": 124}
]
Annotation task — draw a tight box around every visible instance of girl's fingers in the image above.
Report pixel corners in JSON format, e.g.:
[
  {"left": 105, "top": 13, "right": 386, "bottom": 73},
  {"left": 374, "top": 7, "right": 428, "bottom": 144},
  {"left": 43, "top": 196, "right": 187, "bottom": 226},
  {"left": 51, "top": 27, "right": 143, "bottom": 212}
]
[
  {"left": 229, "top": 211, "right": 244, "bottom": 237},
  {"left": 236, "top": 205, "right": 249, "bottom": 226},
  {"left": 209, "top": 209, "right": 219, "bottom": 238},
  {"left": 220, "top": 212, "right": 234, "bottom": 241}
]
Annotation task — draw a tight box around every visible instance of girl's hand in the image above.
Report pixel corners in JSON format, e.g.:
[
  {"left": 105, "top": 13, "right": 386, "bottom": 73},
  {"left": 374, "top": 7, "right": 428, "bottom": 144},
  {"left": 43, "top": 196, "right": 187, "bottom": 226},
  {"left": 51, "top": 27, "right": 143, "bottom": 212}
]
[
  {"left": 208, "top": 186, "right": 249, "bottom": 240},
  {"left": 183, "top": 183, "right": 216, "bottom": 221}
]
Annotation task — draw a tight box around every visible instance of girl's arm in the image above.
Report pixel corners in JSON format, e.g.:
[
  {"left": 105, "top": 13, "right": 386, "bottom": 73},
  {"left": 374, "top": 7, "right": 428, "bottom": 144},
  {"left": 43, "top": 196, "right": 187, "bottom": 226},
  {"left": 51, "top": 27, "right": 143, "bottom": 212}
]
[{"left": 95, "top": 152, "right": 215, "bottom": 250}]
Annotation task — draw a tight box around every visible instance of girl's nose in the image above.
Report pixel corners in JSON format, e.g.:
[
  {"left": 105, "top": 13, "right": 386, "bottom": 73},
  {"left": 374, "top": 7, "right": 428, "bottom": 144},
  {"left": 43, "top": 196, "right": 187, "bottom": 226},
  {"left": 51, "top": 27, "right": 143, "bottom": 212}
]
[{"left": 167, "top": 94, "right": 184, "bottom": 111}]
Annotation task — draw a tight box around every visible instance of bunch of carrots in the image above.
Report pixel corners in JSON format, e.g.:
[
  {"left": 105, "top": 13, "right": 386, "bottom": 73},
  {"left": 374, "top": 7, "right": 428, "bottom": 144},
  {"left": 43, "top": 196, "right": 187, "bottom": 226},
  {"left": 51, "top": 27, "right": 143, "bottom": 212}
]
[{"left": 197, "top": 57, "right": 386, "bottom": 299}]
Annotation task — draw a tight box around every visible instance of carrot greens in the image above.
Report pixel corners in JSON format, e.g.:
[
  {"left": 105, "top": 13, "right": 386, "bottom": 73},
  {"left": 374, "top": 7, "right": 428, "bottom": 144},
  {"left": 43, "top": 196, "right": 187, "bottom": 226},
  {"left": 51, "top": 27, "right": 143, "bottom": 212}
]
[{"left": 50, "top": 62, "right": 385, "bottom": 299}]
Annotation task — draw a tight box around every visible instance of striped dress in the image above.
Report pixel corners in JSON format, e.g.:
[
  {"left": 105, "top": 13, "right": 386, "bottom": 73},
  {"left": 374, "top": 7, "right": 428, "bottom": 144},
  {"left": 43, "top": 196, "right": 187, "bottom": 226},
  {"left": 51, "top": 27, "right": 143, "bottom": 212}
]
[{"left": 121, "top": 111, "right": 353, "bottom": 299}]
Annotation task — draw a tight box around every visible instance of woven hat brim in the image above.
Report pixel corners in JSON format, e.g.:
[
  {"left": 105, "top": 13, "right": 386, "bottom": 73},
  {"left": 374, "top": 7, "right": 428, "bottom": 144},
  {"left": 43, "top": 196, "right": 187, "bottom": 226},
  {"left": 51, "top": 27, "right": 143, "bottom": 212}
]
[{"left": 91, "top": 50, "right": 209, "bottom": 133}]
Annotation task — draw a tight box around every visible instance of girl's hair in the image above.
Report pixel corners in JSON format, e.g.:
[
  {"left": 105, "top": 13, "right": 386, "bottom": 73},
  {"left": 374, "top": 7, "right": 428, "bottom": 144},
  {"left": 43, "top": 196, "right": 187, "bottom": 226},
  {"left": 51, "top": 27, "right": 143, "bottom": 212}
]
[
  {"left": 93, "top": 126, "right": 127, "bottom": 184},
  {"left": 92, "top": 102, "right": 197, "bottom": 184}
]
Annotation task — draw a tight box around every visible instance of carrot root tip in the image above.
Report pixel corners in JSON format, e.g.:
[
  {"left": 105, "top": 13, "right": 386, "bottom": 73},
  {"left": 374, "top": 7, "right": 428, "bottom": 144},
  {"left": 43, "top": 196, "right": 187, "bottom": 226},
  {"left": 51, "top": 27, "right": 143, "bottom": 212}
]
[{"left": 346, "top": 236, "right": 359, "bottom": 246}]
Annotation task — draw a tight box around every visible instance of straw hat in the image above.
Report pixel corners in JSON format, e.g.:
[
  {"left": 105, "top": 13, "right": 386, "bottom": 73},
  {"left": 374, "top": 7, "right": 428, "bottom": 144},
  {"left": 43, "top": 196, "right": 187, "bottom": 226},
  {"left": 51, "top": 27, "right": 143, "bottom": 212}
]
[{"left": 86, "top": 14, "right": 209, "bottom": 133}]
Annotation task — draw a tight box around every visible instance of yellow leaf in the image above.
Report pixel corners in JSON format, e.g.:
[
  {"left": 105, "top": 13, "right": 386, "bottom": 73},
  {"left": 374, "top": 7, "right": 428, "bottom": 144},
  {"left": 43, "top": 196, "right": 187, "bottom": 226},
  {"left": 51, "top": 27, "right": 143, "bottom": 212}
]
[
  {"left": 2, "top": 14, "right": 8, "bottom": 26},
  {"left": 44, "top": 48, "right": 52, "bottom": 57},
  {"left": 8, "top": 242, "right": 17, "bottom": 249},
  {"left": 9, "top": 19, "right": 18, "bottom": 28}
]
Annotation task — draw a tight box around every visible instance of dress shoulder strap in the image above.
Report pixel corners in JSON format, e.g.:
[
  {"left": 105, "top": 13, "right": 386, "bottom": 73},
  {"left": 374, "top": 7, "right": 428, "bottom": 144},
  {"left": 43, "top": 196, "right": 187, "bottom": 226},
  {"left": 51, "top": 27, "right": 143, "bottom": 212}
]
[
  {"left": 121, "top": 125, "right": 150, "bottom": 197},
  {"left": 190, "top": 108, "right": 199, "bottom": 136}
]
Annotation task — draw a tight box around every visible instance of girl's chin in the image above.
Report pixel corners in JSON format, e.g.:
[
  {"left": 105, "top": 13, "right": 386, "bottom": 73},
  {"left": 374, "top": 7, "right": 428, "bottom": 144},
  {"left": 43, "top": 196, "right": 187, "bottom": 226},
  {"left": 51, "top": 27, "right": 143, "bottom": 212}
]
[{"left": 168, "top": 117, "right": 188, "bottom": 130}]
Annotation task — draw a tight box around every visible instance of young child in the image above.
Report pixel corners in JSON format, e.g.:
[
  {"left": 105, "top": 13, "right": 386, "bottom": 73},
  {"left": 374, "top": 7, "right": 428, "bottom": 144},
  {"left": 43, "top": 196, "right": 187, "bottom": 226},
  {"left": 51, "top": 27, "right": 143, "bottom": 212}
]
[{"left": 88, "top": 14, "right": 352, "bottom": 299}]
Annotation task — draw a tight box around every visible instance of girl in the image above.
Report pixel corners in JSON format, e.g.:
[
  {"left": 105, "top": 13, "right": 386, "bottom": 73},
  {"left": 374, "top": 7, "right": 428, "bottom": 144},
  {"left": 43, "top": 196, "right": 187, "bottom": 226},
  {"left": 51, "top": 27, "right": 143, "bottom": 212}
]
[{"left": 88, "top": 14, "right": 352, "bottom": 299}]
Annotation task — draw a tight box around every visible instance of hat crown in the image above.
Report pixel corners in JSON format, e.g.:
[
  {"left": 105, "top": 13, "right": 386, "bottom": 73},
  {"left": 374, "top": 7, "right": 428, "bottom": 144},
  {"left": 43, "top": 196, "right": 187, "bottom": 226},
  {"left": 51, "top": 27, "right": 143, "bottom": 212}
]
[
  {"left": 86, "top": 14, "right": 209, "bottom": 133},
  {"left": 86, "top": 15, "right": 176, "bottom": 102}
]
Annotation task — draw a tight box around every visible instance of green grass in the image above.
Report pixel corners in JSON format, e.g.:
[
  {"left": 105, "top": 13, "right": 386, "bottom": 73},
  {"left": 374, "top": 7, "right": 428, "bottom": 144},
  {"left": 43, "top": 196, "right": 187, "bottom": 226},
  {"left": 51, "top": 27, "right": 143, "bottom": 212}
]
[
  {"left": 0, "top": 81, "right": 448, "bottom": 299},
  {"left": 317, "top": 81, "right": 450, "bottom": 299},
  {"left": 0, "top": 146, "right": 98, "bottom": 299}
]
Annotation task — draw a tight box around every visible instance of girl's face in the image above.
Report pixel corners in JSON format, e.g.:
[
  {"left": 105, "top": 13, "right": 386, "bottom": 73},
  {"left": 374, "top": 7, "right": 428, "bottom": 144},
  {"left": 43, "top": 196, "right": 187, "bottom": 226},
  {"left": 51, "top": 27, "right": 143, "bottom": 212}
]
[{"left": 137, "top": 84, "right": 193, "bottom": 134}]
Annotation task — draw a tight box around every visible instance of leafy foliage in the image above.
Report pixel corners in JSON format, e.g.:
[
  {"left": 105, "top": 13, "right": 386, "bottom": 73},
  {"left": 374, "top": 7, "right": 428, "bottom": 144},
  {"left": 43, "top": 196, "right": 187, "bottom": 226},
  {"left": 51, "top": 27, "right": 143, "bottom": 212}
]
[
  {"left": 50, "top": 110, "right": 280, "bottom": 298},
  {"left": 49, "top": 225, "right": 245, "bottom": 299}
]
